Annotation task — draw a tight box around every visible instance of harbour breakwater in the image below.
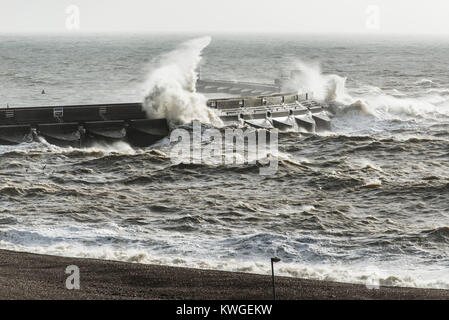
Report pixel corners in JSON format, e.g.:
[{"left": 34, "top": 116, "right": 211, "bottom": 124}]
[{"left": 0, "top": 88, "right": 331, "bottom": 148}]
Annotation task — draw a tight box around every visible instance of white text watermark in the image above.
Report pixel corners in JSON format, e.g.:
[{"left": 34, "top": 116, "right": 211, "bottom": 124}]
[
  {"left": 169, "top": 121, "right": 279, "bottom": 176},
  {"left": 65, "top": 265, "right": 80, "bottom": 290},
  {"left": 65, "top": 5, "right": 81, "bottom": 31},
  {"left": 365, "top": 5, "right": 381, "bottom": 30}
]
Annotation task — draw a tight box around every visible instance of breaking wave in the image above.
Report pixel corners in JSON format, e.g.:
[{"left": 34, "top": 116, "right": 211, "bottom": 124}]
[
  {"left": 1, "top": 232, "right": 448, "bottom": 290},
  {"left": 288, "top": 59, "right": 449, "bottom": 123},
  {"left": 142, "top": 37, "right": 222, "bottom": 128},
  {"left": 2, "top": 36, "right": 449, "bottom": 292},
  {"left": 286, "top": 59, "right": 352, "bottom": 103}
]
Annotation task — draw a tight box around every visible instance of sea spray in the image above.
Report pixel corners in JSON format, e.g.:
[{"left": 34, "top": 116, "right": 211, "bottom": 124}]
[
  {"left": 285, "top": 59, "right": 353, "bottom": 103},
  {"left": 287, "top": 59, "right": 449, "bottom": 121},
  {"left": 36, "top": 135, "right": 136, "bottom": 155},
  {"left": 283, "top": 60, "right": 372, "bottom": 119},
  {"left": 142, "top": 37, "right": 222, "bottom": 128}
]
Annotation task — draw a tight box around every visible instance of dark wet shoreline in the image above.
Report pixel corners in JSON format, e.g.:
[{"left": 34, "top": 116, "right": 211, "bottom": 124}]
[{"left": 0, "top": 249, "right": 447, "bottom": 300}]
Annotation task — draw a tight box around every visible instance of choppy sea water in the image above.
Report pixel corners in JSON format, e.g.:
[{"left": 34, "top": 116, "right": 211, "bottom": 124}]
[{"left": 0, "top": 34, "right": 448, "bottom": 289}]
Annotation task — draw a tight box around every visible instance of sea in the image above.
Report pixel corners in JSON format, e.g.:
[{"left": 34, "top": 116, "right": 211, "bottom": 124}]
[{"left": 0, "top": 33, "right": 448, "bottom": 289}]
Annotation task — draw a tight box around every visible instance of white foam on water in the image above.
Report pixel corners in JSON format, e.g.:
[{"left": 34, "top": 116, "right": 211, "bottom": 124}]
[
  {"left": 287, "top": 59, "right": 449, "bottom": 125},
  {"left": 363, "top": 178, "right": 382, "bottom": 187},
  {"left": 87, "top": 141, "right": 137, "bottom": 155},
  {"left": 0, "top": 234, "right": 448, "bottom": 290},
  {"left": 1, "top": 218, "right": 448, "bottom": 290},
  {"left": 347, "top": 158, "right": 383, "bottom": 172},
  {"left": 30, "top": 136, "right": 138, "bottom": 155}
]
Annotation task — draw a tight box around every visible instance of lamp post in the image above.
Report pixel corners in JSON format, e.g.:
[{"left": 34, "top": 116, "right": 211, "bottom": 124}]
[{"left": 271, "top": 257, "right": 281, "bottom": 300}]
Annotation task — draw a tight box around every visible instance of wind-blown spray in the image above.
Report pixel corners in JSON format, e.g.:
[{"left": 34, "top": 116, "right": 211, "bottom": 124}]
[
  {"left": 286, "top": 59, "right": 353, "bottom": 104},
  {"left": 287, "top": 59, "right": 449, "bottom": 121},
  {"left": 142, "top": 37, "right": 222, "bottom": 128}
]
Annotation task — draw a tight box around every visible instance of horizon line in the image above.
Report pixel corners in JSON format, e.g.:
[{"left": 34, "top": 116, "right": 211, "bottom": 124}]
[{"left": 1, "top": 30, "right": 449, "bottom": 38}]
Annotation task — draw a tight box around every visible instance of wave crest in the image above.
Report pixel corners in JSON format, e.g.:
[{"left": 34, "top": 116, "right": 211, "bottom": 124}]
[
  {"left": 142, "top": 37, "right": 222, "bottom": 128},
  {"left": 287, "top": 59, "right": 449, "bottom": 123}
]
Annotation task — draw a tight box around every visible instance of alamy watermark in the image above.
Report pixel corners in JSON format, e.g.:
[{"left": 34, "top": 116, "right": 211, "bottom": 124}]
[
  {"left": 364, "top": 265, "right": 381, "bottom": 290},
  {"left": 170, "top": 121, "right": 279, "bottom": 176},
  {"left": 65, "top": 5, "right": 81, "bottom": 31},
  {"left": 65, "top": 265, "right": 80, "bottom": 290},
  {"left": 365, "top": 5, "right": 381, "bottom": 30}
]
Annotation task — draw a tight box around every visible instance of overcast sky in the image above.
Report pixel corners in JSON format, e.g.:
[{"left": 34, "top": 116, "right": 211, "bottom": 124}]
[{"left": 1, "top": 0, "right": 449, "bottom": 35}]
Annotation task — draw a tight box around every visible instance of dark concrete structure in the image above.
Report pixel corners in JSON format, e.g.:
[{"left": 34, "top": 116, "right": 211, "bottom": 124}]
[
  {"left": 0, "top": 81, "right": 331, "bottom": 147},
  {"left": 207, "top": 91, "right": 331, "bottom": 132},
  {"left": 0, "top": 103, "right": 169, "bottom": 147}
]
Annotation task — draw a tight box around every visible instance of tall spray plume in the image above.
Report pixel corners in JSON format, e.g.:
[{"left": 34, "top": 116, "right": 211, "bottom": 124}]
[
  {"left": 285, "top": 59, "right": 449, "bottom": 120},
  {"left": 285, "top": 59, "right": 353, "bottom": 103},
  {"left": 284, "top": 59, "right": 371, "bottom": 115},
  {"left": 142, "top": 37, "right": 222, "bottom": 127}
]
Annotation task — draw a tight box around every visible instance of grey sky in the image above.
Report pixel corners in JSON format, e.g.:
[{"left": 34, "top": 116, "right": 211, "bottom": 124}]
[{"left": 1, "top": 0, "right": 449, "bottom": 35}]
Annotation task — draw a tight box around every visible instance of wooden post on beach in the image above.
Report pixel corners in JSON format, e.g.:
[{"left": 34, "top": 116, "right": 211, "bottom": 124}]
[{"left": 271, "top": 257, "right": 281, "bottom": 300}]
